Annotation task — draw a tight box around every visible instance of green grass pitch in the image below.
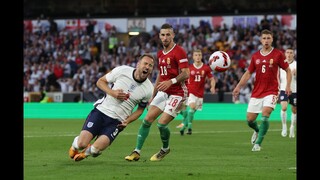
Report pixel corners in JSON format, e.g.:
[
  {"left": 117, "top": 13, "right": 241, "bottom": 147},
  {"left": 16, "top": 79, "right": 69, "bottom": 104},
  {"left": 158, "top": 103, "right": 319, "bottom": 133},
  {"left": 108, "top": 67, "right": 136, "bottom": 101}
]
[{"left": 24, "top": 119, "right": 296, "bottom": 180}]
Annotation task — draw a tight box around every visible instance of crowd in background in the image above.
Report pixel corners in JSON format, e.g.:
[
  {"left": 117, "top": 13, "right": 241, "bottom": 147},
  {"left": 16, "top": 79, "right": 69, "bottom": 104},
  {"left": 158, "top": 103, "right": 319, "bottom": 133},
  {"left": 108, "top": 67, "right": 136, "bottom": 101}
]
[{"left": 23, "top": 15, "right": 296, "bottom": 103}]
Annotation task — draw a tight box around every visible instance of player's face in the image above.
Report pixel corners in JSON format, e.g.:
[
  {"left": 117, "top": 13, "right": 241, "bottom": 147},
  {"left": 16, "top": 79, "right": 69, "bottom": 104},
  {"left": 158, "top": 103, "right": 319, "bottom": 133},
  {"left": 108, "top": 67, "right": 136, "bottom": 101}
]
[
  {"left": 260, "top": 34, "right": 273, "bottom": 48},
  {"left": 285, "top": 49, "right": 294, "bottom": 61},
  {"left": 136, "top": 57, "right": 154, "bottom": 81},
  {"left": 159, "top": 28, "right": 174, "bottom": 48},
  {"left": 193, "top": 52, "right": 202, "bottom": 63}
]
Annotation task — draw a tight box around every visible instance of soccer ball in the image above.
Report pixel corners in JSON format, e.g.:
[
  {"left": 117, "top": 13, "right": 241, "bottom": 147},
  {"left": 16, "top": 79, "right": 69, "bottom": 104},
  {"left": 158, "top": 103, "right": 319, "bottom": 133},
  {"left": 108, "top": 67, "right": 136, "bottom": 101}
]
[{"left": 208, "top": 51, "right": 231, "bottom": 72}]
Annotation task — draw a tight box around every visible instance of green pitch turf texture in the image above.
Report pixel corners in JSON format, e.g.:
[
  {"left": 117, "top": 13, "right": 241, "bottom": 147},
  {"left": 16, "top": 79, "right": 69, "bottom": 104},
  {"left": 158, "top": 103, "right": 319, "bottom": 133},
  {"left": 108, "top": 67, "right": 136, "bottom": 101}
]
[{"left": 24, "top": 119, "right": 296, "bottom": 180}]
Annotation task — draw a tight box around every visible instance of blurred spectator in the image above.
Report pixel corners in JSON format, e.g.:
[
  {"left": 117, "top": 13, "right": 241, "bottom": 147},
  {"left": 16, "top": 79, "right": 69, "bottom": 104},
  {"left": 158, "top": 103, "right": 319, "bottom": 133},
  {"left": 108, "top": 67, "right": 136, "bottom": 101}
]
[
  {"left": 239, "top": 83, "right": 252, "bottom": 103},
  {"left": 260, "top": 15, "right": 271, "bottom": 30},
  {"left": 48, "top": 17, "right": 58, "bottom": 35},
  {"left": 23, "top": 16, "right": 296, "bottom": 103},
  {"left": 86, "top": 20, "right": 95, "bottom": 36},
  {"left": 108, "top": 32, "right": 118, "bottom": 54},
  {"left": 53, "top": 62, "right": 64, "bottom": 79}
]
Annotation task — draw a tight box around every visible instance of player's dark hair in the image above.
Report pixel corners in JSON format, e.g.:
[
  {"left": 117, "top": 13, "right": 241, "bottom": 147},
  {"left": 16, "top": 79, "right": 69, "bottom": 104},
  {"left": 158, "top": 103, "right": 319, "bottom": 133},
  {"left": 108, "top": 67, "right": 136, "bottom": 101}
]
[
  {"left": 161, "top": 23, "right": 173, "bottom": 30},
  {"left": 261, "top": 29, "right": 273, "bottom": 36},
  {"left": 139, "top": 53, "right": 155, "bottom": 62},
  {"left": 285, "top": 47, "right": 294, "bottom": 51}
]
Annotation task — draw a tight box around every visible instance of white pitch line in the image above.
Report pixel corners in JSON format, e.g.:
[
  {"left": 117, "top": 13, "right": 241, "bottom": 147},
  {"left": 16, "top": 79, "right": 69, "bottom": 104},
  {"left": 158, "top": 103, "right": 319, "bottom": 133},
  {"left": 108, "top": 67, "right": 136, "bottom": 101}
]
[{"left": 24, "top": 129, "right": 283, "bottom": 138}]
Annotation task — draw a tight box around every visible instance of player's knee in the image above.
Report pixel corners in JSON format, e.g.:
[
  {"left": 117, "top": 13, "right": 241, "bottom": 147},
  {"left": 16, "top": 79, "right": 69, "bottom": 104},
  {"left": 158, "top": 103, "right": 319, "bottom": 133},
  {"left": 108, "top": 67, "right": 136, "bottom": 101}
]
[
  {"left": 142, "top": 119, "right": 152, "bottom": 127},
  {"left": 77, "top": 141, "right": 88, "bottom": 149},
  {"left": 157, "top": 122, "right": 168, "bottom": 130}
]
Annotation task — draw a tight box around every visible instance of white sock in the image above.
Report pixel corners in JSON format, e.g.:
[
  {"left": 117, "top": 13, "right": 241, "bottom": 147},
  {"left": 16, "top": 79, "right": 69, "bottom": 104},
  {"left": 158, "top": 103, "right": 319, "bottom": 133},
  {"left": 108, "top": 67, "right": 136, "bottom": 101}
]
[
  {"left": 291, "top": 113, "right": 297, "bottom": 128},
  {"left": 281, "top": 110, "right": 287, "bottom": 129},
  {"left": 90, "top": 145, "right": 99, "bottom": 154},
  {"left": 162, "top": 147, "right": 169, "bottom": 151},
  {"left": 72, "top": 136, "right": 79, "bottom": 150},
  {"left": 134, "top": 149, "right": 141, "bottom": 154}
]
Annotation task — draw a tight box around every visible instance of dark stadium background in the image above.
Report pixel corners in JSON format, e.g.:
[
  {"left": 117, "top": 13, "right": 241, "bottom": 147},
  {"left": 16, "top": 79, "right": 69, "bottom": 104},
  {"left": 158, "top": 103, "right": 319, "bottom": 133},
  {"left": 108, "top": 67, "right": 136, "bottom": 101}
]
[{"left": 24, "top": 0, "right": 296, "bottom": 19}]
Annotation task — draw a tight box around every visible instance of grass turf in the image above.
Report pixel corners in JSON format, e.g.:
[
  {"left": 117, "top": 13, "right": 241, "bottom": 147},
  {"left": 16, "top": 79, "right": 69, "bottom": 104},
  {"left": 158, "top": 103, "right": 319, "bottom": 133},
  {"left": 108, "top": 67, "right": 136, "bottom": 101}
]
[{"left": 24, "top": 119, "right": 296, "bottom": 180}]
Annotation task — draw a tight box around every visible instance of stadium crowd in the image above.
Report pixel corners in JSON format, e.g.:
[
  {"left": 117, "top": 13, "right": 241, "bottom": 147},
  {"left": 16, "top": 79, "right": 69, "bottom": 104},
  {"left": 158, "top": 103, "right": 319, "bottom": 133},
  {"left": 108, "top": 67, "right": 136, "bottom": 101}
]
[{"left": 23, "top": 15, "right": 296, "bottom": 102}]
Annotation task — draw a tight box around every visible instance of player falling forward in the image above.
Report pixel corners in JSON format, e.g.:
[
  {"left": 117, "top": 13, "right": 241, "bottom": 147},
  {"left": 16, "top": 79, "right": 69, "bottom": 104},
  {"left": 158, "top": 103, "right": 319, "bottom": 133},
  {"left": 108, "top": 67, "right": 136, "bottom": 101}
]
[{"left": 68, "top": 54, "right": 155, "bottom": 162}]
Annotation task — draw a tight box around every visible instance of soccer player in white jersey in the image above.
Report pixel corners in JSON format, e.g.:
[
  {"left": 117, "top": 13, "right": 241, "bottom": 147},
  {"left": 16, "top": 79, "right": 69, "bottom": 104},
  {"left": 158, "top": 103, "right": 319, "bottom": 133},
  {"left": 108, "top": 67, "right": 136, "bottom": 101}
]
[
  {"left": 125, "top": 23, "right": 190, "bottom": 161},
  {"left": 68, "top": 53, "right": 155, "bottom": 162},
  {"left": 280, "top": 48, "right": 297, "bottom": 138}
]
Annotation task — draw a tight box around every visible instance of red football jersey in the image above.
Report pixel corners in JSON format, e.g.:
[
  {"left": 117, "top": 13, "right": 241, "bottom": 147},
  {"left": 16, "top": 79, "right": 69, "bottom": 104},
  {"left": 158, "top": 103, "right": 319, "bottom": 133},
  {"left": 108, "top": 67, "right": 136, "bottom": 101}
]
[
  {"left": 248, "top": 48, "right": 288, "bottom": 98},
  {"left": 157, "top": 44, "right": 189, "bottom": 96},
  {"left": 188, "top": 63, "right": 213, "bottom": 98}
]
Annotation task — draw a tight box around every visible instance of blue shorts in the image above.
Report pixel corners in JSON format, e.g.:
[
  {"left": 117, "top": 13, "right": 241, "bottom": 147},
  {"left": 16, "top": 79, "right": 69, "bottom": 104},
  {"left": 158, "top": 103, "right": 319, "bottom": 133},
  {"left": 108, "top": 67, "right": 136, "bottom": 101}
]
[
  {"left": 279, "top": 90, "right": 297, "bottom": 107},
  {"left": 82, "top": 108, "right": 123, "bottom": 144}
]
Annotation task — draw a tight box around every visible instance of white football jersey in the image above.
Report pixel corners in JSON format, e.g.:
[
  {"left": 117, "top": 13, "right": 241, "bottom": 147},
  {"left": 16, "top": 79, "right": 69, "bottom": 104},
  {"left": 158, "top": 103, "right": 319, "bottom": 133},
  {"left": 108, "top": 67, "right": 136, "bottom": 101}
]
[
  {"left": 280, "top": 60, "right": 297, "bottom": 92},
  {"left": 94, "top": 65, "right": 154, "bottom": 121}
]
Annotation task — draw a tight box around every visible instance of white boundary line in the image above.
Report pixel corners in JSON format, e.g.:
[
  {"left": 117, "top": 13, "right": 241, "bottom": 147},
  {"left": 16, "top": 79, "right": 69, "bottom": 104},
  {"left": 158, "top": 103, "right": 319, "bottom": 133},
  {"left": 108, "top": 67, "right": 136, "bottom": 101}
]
[{"left": 24, "top": 129, "right": 285, "bottom": 138}]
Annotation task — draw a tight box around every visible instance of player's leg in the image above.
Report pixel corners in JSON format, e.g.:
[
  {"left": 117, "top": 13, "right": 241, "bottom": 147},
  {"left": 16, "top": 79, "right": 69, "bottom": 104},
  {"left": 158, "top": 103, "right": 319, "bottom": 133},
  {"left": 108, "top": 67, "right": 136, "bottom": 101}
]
[
  {"left": 157, "top": 114, "right": 174, "bottom": 148},
  {"left": 178, "top": 99, "right": 188, "bottom": 135},
  {"left": 178, "top": 108, "right": 188, "bottom": 135},
  {"left": 250, "top": 110, "right": 271, "bottom": 152},
  {"left": 150, "top": 95, "right": 182, "bottom": 161},
  {"left": 279, "top": 91, "right": 289, "bottom": 137},
  {"left": 280, "top": 101, "right": 288, "bottom": 137},
  {"left": 177, "top": 104, "right": 187, "bottom": 129},
  {"left": 74, "top": 116, "right": 123, "bottom": 161},
  {"left": 181, "top": 109, "right": 188, "bottom": 128},
  {"left": 69, "top": 109, "right": 102, "bottom": 159},
  {"left": 289, "top": 113, "right": 296, "bottom": 138},
  {"left": 125, "top": 115, "right": 156, "bottom": 161},
  {"left": 135, "top": 106, "right": 162, "bottom": 151},
  {"left": 246, "top": 98, "right": 260, "bottom": 145},
  {"left": 253, "top": 95, "right": 277, "bottom": 151},
  {"left": 185, "top": 94, "right": 198, "bottom": 135},
  {"left": 70, "top": 130, "right": 93, "bottom": 159},
  {"left": 69, "top": 136, "right": 80, "bottom": 158},
  {"left": 73, "top": 136, "right": 107, "bottom": 161},
  {"left": 289, "top": 94, "right": 297, "bottom": 138},
  {"left": 186, "top": 108, "right": 196, "bottom": 135},
  {"left": 247, "top": 112, "right": 259, "bottom": 145},
  {"left": 255, "top": 114, "right": 270, "bottom": 145},
  {"left": 150, "top": 114, "right": 174, "bottom": 161},
  {"left": 125, "top": 92, "right": 165, "bottom": 161}
]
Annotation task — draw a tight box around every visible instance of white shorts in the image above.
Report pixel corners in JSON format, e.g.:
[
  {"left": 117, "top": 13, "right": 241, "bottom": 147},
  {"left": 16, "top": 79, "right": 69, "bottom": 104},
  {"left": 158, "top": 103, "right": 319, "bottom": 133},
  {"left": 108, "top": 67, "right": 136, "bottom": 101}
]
[
  {"left": 150, "top": 91, "right": 185, "bottom": 117},
  {"left": 187, "top": 93, "right": 203, "bottom": 111},
  {"left": 247, "top": 94, "right": 278, "bottom": 113}
]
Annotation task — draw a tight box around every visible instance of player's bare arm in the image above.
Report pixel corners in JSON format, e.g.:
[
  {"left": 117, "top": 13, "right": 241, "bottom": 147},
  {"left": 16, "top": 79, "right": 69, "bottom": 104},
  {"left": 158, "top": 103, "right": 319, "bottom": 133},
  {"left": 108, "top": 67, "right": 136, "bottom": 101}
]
[
  {"left": 176, "top": 67, "right": 190, "bottom": 83},
  {"left": 118, "top": 106, "right": 145, "bottom": 129},
  {"left": 209, "top": 77, "right": 216, "bottom": 94},
  {"left": 156, "top": 67, "right": 190, "bottom": 91},
  {"left": 232, "top": 71, "right": 252, "bottom": 98},
  {"left": 284, "top": 67, "right": 292, "bottom": 96}
]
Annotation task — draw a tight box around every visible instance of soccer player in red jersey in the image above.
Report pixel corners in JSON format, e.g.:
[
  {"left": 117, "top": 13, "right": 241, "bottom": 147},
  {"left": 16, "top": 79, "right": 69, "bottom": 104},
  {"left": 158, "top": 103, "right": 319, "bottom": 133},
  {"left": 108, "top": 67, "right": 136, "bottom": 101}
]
[
  {"left": 179, "top": 49, "right": 216, "bottom": 135},
  {"left": 125, "top": 23, "right": 190, "bottom": 161},
  {"left": 232, "top": 29, "right": 292, "bottom": 152}
]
